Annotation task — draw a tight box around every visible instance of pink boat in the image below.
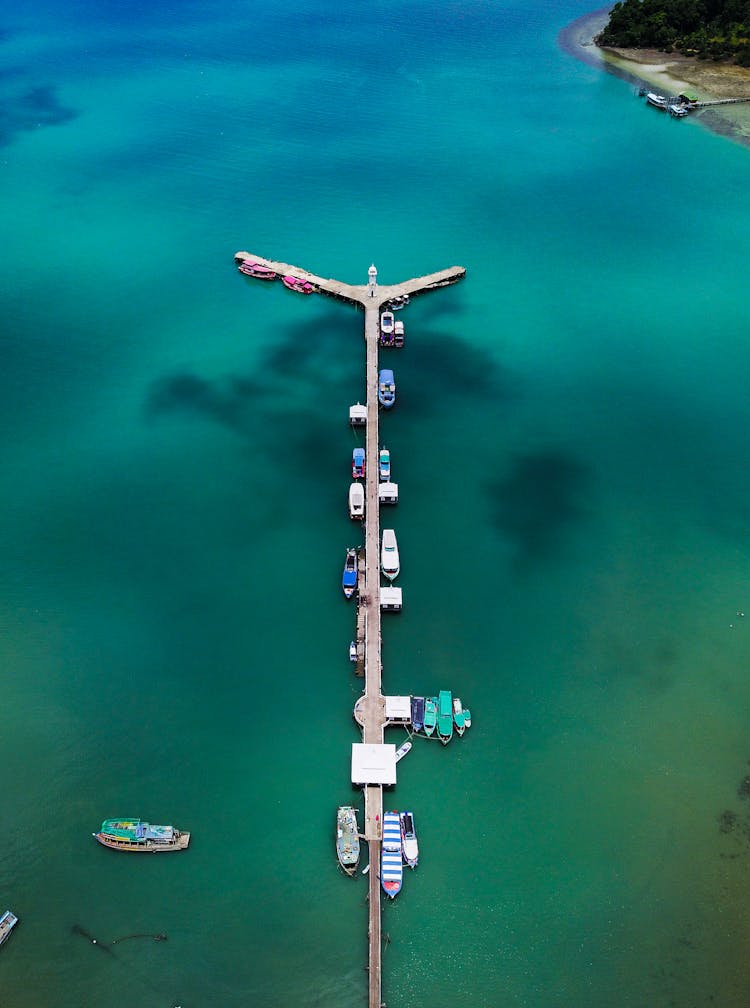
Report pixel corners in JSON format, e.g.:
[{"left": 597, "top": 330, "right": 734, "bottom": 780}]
[
  {"left": 238, "top": 261, "right": 277, "bottom": 280},
  {"left": 282, "top": 275, "right": 314, "bottom": 294}
]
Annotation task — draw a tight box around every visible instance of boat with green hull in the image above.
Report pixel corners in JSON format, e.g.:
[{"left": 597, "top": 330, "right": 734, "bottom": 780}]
[
  {"left": 336, "top": 806, "right": 360, "bottom": 875},
  {"left": 423, "top": 697, "right": 437, "bottom": 737},
  {"left": 437, "top": 690, "right": 453, "bottom": 745},
  {"left": 93, "top": 819, "right": 190, "bottom": 852}
]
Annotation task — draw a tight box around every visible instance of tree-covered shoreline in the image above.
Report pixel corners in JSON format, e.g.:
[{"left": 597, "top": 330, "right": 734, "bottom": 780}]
[{"left": 598, "top": 0, "right": 750, "bottom": 65}]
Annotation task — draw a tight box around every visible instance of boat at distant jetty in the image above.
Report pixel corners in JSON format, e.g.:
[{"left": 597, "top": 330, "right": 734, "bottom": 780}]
[
  {"left": 423, "top": 697, "right": 437, "bottom": 737},
  {"left": 381, "top": 529, "right": 400, "bottom": 580},
  {"left": 437, "top": 690, "right": 453, "bottom": 745},
  {"left": 378, "top": 369, "right": 396, "bottom": 409},
  {"left": 349, "top": 482, "right": 364, "bottom": 519},
  {"left": 93, "top": 819, "right": 190, "bottom": 852},
  {"left": 452, "top": 696, "right": 466, "bottom": 736},
  {"left": 237, "top": 260, "right": 277, "bottom": 279},
  {"left": 0, "top": 911, "right": 18, "bottom": 947},
  {"left": 411, "top": 695, "right": 425, "bottom": 733},
  {"left": 381, "top": 812, "right": 403, "bottom": 898},
  {"left": 400, "top": 812, "right": 419, "bottom": 868},
  {"left": 282, "top": 275, "right": 314, "bottom": 294},
  {"left": 646, "top": 92, "right": 668, "bottom": 110},
  {"left": 336, "top": 806, "right": 360, "bottom": 876},
  {"left": 342, "top": 548, "right": 358, "bottom": 599}
]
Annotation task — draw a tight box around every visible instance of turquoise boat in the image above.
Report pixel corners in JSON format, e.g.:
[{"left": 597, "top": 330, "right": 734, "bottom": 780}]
[
  {"left": 452, "top": 696, "right": 466, "bottom": 736},
  {"left": 423, "top": 697, "right": 437, "bottom": 737},
  {"left": 437, "top": 690, "right": 453, "bottom": 745}
]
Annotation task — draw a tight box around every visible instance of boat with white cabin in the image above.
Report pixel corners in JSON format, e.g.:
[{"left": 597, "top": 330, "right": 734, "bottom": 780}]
[
  {"left": 395, "top": 740, "right": 412, "bottom": 763},
  {"left": 349, "top": 482, "right": 364, "bottom": 520},
  {"left": 381, "top": 529, "right": 399, "bottom": 580},
  {"left": 379, "top": 448, "right": 391, "bottom": 482},
  {"left": 349, "top": 641, "right": 358, "bottom": 662},
  {"left": 0, "top": 911, "right": 18, "bottom": 947},
  {"left": 400, "top": 811, "right": 419, "bottom": 868},
  {"left": 336, "top": 806, "right": 360, "bottom": 875},
  {"left": 452, "top": 696, "right": 466, "bottom": 736}
]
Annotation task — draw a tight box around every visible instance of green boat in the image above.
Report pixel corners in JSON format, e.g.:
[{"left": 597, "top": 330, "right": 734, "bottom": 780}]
[
  {"left": 423, "top": 697, "right": 437, "bottom": 737},
  {"left": 437, "top": 690, "right": 453, "bottom": 745}
]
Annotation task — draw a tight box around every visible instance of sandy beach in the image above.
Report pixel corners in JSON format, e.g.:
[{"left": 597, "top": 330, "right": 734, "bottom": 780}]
[{"left": 560, "top": 7, "right": 750, "bottom": 146}]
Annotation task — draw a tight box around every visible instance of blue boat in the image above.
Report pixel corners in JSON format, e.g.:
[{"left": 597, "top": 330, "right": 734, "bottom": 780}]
[
  {"left": 342, "top": 548, "right": 358, "bottom": 599},
  {"left": 381, "top": 811, "right": 403, "bottom": 898},
  {"left": 352, "top": 447, "right": 365, "bottom": 478},
  {"left": 411, "top": 695, "right": 425, "bottom": 733},
  {"left": 378, "top": 369, "right": 396, "bottom": 409}
]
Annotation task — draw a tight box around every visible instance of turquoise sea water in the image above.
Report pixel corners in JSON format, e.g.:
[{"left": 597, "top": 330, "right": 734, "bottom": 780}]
[{"left": 4, "top": 1, "right": 750, "bottom": 1005}]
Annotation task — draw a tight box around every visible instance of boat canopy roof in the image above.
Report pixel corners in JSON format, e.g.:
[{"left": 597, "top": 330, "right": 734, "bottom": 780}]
[
  {"left": 379, "top": 369, "right": 394, "bottom": 383},
  {"left": 353, "top": 447, "right": 365, "bottom": 461},
  {"left": 438, "top": 691, "right": 452, "bottom": 716},
  {"left": 99, "top": 819, "right": 174, "bottom": 841},
  {"left": 351, "top": 743, "right": 397, "bottom": 785},
  {"left": 385, "top": 695, "right": 411, "bottom": 719}
]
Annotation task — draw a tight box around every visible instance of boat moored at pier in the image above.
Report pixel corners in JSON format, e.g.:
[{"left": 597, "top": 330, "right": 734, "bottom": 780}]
[
  {"left": 381, "top": 812, "right": 403, "bottom": 898},
  {"left": 349, "top": 640, "right": 358, "bottom": 662},
  {"left": 378, "top": 369, "right": 396, "bottom": 409},
  {"left": 411, "top": 695, "right": 425, "bottom": 733},
  {"left": 400, "top": 812, "right": 419, "bottom": 868},
  {"left": 381, "top": 529, "right": 400, "bottom": 580},
  {"left": 379, "top": 448, "right": 391, "bottom": 482},
  {"left": 336, "top": 806, "right": 361, "bottom": 875},
  {"left": 342, "top": 548, "right": 358, "bottom": 599},
  {"left": 352, "top": 447, "right": 365, "bottom": 479},
  {"left": 463, "top": 708, "right": 472, "bottom": 728},
  {"left": 437, "top": 690, "right": 453, "bottom": 745},
  {"left": 237, "top": 260, "right": 277, "bottom": 280},
  {"left": 349, "top": 482, "right": 364, "bottom": 519},
  {"left": 93, "top": 819, "right": 190, "bottom": 852},
  {"left": 395, "top": 740, "right": 412, "bottom": 763},
  {"left": 452, "top": 696, "right": 466, "bottom": 736},
  {"left": 424, "top": 697, "right": 437, "bottom": 737},
  {"left": 282, "top": 275, "right": 315, "bottom": 294}
]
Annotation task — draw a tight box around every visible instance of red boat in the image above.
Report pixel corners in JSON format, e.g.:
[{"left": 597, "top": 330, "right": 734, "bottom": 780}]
[
  {"left": 238, "top": 260, "right": 277, "bottom": 280},
  {"left": 282, "top": 275, "right": 314, "bottom": 294}
]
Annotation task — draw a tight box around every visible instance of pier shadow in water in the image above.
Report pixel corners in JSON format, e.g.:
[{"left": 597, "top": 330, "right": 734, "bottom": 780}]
[{"left": 485, "top": 448, "right": 590, "bottom": 570}]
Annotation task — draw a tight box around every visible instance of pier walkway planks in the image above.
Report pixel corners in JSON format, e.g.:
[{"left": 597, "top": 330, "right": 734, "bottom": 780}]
[{"left": 234, "top": 251, "right": 465, "bottom": 1008}]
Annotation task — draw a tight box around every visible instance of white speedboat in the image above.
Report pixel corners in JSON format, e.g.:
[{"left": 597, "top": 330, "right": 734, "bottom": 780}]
[
  {"left": 349, "top": 641, "right": 357, "bottom": 662},
  {"left": 380, "top": 529, "right": 400, "bottom": 580},
  {"left": 400, "top": 812, "right": 419, "bottom": 869},
  {"left": 349, "top": 482, "right": 364, "bottom": 520},
  {"left": 395, "top": 740, "right": 412, "bottom": 763}
]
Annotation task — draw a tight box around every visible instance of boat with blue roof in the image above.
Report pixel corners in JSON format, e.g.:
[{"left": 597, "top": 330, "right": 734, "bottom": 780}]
[
  {"left": 342, "top": 548, "right": 358, "bottom": 599},
  {"left": 93, "top": 818, "right": 190, "bottom": 852}
]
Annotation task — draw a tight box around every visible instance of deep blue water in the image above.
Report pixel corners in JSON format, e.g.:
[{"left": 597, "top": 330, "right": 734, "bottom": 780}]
[{"left": 3, "top": 1, "right": 750, "bottom": 1005}]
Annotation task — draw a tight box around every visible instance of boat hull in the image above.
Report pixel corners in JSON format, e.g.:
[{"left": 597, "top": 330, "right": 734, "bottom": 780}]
[
  {"left": 94, "top": 832, "right": 190, "bottom": 852},
  {"left": 336, "top": 807, "right": 360, "bottom": 876}
]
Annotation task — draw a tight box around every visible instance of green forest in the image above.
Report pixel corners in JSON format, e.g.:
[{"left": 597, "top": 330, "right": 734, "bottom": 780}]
[{"left": 598, "top": 0, "right": 750, "bottom": 63}]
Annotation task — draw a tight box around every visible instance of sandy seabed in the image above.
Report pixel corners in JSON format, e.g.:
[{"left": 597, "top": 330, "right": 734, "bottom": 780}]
[{"left": 560, "top": 6, "right": 750, "bottom": 146}]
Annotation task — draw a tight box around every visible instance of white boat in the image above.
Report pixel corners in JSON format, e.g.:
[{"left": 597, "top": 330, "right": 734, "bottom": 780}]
[
  {"left": 381, "top": 529, "right": 400, "bottom": 580},
  {"left": 380, "top": 311, "right": 395, "bottom": 336},
  {"left": 0, "top": 911, "right": 17, "bottom": 947},
  {"left": 395, "top": 740, "right": 412, "bottom": 763},
  {"left": 646, "top": 92, "right": 668, "bottom": 110},
  {"left": 349, "top": 482, "right": 364, "bottom": 520},
  {"left": 452, "top": 696, "right": 466, "bottom": 736},
  {"left": 349, "top": 641, "right": 357, "bottom": 662},
  {"left": 463, "top": 708, "right": 472, "bottom": 729},
  {"left": 400, "top": 811, "right": 419, "bottom": 868},
  {"left": 379, "top": 448, "right": 391, "bottom": 482}
]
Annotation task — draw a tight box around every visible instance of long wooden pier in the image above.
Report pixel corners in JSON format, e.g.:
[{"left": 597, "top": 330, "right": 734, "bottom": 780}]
[{"left": 235, "top": 251, "right": 465, "bottom": 1008}]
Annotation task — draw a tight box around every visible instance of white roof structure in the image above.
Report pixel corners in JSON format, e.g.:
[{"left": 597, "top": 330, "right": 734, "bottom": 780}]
[
  {"left": 385, "top": 696, "right": 411, "bottom": 720},
  {"left": 380, "top": 586, "right": 402, "bottom": 610},
  {"left": 349, "top": 403, "right": 367, "bottom": 425},
  {"left": 351, "top": 743, "right": 397, "bottom": 786},
  {"left": 378, "top": 481, "right": 398, "bottom": 503}
]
